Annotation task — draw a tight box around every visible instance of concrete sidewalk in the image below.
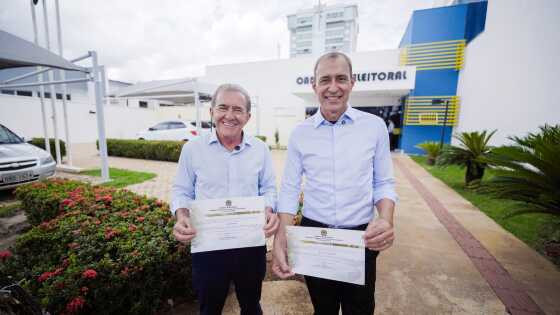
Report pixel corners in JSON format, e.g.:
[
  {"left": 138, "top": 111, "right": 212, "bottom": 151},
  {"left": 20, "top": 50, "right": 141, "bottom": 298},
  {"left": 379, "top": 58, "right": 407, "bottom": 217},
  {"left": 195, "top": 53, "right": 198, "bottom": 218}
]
[{"left": 62, "top": 143, "right": 560, "bottom": 314}]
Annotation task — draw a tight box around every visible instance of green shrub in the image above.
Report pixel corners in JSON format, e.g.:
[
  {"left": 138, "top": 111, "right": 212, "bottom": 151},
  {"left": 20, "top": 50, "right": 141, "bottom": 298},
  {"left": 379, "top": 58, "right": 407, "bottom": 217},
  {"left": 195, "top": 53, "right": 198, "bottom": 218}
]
[
  {"left": 437, "top": 130, "right": 496, "bottom": 187},
  {"left": 30, "top": 138, "right": 66, "bottom": 158},
  {"left": 483, "top": 124, "right": 560, "bottom": 217},
  {"left": 97, "top": 139, "right": 184, "bottom": 162},
  {"left": 3, "top": 179, "right": 194, "bottom": 314},
  {"left": 415, "top": 141, "right": 442, "bottom": 165},
  {"left": 255, "top": 135, "right": 267, "bottom": 143}
]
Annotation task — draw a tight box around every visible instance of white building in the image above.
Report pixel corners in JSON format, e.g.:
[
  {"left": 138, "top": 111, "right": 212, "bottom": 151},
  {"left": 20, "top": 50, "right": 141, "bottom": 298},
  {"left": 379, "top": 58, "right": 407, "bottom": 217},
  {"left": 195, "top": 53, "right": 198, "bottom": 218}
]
[{"left": 287, "top": 3, "right": 358, "bottom": 58}]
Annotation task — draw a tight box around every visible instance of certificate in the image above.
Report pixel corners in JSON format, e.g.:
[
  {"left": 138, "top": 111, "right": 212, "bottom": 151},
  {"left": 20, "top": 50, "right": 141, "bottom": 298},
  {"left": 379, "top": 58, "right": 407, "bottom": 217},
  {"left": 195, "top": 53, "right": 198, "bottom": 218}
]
[
  {"left": 286, "top": 226, "right": 365, "bottom": 285},
  {"left": 189, "top": 196, "right": 265, "bottom": 253}
]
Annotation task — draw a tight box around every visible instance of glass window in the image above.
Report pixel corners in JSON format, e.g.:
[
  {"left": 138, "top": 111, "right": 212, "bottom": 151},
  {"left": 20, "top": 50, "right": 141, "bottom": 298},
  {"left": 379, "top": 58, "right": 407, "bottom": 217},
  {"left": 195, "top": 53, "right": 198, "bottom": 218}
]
[
  {"left": 326, "top": 21, "right": 345, "bottom": 29},
  {"left": 296, "top": 25, "right": 312, "bottom": 32},
  {"left": 139, "top": 101, "right": 148, "bottom": 108},
  {"left": 169, "top": 122, "right": 186, "bottom": 129},
  {"left": 296, "top": 41, "right": 312, "bottom": 48},
  {"left": 297, "top": 17, "right": 312, "bottom": 25},
  {"left": 325, "top": 37, "right": 344, "bottom": 44},
  {"left": 0, "top": 125, "right": 23, "bottom": 144},
  {"left": 325, "top": 30, "right": 344, "bottom": 37},
  {"left": 326, "top": 11, "right": 344, "bottom": 19}
]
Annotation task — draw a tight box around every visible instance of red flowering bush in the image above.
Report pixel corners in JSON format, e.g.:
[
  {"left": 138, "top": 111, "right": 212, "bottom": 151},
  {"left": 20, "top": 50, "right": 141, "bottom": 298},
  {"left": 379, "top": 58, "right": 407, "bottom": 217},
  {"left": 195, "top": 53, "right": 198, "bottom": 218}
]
[{"left": 1, "top": 179, "right": 193, "bottom": 314}]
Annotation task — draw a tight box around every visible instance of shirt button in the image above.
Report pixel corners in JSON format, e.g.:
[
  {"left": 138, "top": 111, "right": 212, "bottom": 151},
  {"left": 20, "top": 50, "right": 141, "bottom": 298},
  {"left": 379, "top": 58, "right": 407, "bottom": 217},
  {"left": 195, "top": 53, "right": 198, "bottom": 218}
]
[{"left": 341, "top": 120, "right": 346, "bottom": 125}]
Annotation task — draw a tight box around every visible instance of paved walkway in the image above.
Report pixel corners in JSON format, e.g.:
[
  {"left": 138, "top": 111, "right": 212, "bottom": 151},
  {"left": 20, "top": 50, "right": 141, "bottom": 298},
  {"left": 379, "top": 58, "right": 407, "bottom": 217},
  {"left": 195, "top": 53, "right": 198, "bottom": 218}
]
[{"left": 60, "top": 143, "right": 560, "bottom": 314}]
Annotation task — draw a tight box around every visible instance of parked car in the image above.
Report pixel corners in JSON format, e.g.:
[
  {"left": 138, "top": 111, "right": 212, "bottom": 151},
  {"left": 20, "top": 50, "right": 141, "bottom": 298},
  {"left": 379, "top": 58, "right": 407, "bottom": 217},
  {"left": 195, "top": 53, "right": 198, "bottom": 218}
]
[
  {"left": 0, "top": 124, "right": 56, "bottom": 190},
  {"left": 136, "top": 120, "right": 211, "bottom": 141}
]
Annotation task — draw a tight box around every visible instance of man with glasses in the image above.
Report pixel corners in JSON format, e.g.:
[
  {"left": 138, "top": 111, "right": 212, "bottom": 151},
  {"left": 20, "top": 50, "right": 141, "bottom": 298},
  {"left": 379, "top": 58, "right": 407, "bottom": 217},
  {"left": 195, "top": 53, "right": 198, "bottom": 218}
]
[
  {"left": 171, "top": 83, "right": 279, "bottom": 315},
  {"left": 272, "top": 52, "right": 397, "bottom": 314}
]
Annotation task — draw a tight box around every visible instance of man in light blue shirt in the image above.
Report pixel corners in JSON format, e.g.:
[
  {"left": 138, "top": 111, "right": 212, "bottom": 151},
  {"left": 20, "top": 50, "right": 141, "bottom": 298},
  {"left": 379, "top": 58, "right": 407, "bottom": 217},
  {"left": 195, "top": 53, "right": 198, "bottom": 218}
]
[
  {"left": 171, "top": 83, "right": 279, "bottom": 315},
  {"left": 272, "top": 52, "right": 397, "bottom": 315}
]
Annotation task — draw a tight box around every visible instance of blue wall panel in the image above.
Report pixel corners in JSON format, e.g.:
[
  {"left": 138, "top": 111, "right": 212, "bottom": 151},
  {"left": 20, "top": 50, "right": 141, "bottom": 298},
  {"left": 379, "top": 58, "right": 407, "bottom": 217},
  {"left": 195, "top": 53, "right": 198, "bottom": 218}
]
[
  {"left": 411, "top": 69, "right": 459, "bottom": 96},
  {"left": 411, "top": 5, "right": 468, "bottom": 43},
  {"left": 401, "top": 125, "right": 453, "bottom": 154}
]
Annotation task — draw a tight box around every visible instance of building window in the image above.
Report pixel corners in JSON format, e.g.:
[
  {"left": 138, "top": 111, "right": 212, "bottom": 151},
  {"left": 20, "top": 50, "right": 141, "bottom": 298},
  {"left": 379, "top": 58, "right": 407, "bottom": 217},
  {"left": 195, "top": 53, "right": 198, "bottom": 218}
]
[
  {"left": 139, "top": 101, "right": 148, "bottom": 108},
  {"left": 326, "top": 21, "right": 345, "bottom": 29},
  {"left": 16, "top": 90, "right": 33, "bottom": 97},
  {"left": 326, "top": 11, "right": 344, "bottom": 19},
  {"left": 296, "top": 25, "right": 312, "bottom": 32},
  {"left": 325, "top": 37, "right": 344, "bottom": 44},
  {"left": 296, "top": 33, "right": 312, "bottom": 40},
  {"left": 1, "top": 90, "right": 15, "bottom": 95},
  {"left": 297, "top": 17, "right": 312, "bottom": 25},
  {"left": 296, "top": 41, "right": 312, "bottom": 48},
  {"left": 325, "top": 30, "right": 344, "bottom": 37}
]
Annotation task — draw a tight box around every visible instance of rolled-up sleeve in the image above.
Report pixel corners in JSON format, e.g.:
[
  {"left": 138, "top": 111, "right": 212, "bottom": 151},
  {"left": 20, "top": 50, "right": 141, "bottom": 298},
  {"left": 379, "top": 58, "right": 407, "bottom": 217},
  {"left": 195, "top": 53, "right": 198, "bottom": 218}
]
[
  {"left": 171, "top": 143, "right": 196, "bottom": 216},
  {"left": 277, "top": 131, "right": 303, "bottom": 215},
  {"left": 372, "top": 122, "right": 398, "bottom": 205},
  {"left": 259, "top": 145, "right": 277, "bottom": 211}
]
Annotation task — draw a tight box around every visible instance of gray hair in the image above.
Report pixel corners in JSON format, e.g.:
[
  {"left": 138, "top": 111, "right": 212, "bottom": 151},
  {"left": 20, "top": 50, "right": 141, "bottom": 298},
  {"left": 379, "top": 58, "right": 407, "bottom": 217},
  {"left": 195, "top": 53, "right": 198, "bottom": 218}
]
[
  {"left": 211, "top": 83, "right": 252, "bottom": 113},
  {"left": 313, "top": 51, "right": 353, "bottom": 79}
]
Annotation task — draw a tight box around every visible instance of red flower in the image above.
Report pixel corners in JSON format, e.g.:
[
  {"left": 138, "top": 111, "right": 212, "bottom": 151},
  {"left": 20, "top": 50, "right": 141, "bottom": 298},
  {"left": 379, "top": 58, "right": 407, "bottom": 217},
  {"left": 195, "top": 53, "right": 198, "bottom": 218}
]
[
  {"left": 155, "top": 200, "right": 163, "bottom": 207},
  {"left": 104, "top": 228, "right": 120, "bottom": 240},
  {"left": 120, "top": 266, "right": 129, "bottom": 277},
  {"left": 80, "top": 286, "right": 89, "bottom": 294},
  {"left": 61, "top": 198, "right": 73, "bottom": 206},
  {"left": 62, "top": 258, "right": 70, "bottom": 268},
  {"left": 65, "top": 296, "right": 86, "bottom": 314},
  {"left": 0, "top": 250, "right": 12, "bottom": 260},
  {"left": 82, "top": 269, "right": 97, "bottom": 279},
  {"left": 55, "top": 281, "right": 65, "bottom": 289},
  {"left": 136, "top": 216, "right": 145, "bottom": 223},
  {"left": 128, "top": 224, "right": 137, "bottom": 232},
  {"left": 38, "top": 271, "right": 54, "bottom": 283}
]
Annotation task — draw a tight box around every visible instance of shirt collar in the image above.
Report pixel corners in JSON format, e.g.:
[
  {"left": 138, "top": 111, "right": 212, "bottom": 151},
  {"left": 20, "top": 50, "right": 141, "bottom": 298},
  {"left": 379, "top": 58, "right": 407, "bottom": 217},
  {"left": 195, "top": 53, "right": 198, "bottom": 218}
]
[
  {"left": 208, "top": 129, "right": 252, "bottom": 149},
  {"left": 312, "top": 105, "right": 357, "bottom": 128}
]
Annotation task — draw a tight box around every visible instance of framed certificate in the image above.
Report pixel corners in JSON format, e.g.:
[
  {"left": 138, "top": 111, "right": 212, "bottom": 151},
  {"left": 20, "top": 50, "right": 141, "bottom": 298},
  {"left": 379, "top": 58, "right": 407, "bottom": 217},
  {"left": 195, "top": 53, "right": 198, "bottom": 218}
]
[
  {"left": 286, "top": 226, "right": 365, "bottom": 285},
  {"left": 189, "top": 196, "right": 266, "bottom": 253}
]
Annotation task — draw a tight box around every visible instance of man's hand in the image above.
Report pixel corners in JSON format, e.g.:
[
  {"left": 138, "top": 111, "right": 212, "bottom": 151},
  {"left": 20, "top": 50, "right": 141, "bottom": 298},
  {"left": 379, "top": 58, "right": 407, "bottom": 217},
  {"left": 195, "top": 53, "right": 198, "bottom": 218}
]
[
  {"left": 363, "top": 217, "right": 394, "bottom": 251},
  {"left": 263, "top": 207, "right": 279, "bottom": 238},
  {"left": 272, "top": 213, "right": 295, "bottom": 279},
  {"left": 173, "top": 208, "right": 197, "bottom": 244}
]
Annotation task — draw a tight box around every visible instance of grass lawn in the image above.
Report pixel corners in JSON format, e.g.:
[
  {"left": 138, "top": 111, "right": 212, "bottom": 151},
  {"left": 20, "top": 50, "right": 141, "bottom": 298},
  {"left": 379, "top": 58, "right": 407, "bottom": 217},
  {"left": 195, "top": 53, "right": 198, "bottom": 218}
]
[
  {"left": 410, "top": 155, "right": 560, "bottom": 251},
  {"left": 81, "top": 167, "right": 157, "bottom": 188}
]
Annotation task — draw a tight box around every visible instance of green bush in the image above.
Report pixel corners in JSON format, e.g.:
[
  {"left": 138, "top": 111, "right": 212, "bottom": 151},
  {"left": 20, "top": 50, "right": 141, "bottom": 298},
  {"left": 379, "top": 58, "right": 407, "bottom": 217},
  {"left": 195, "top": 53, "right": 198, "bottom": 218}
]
[
  {"left": 255, "top": 135, "right": 267, "bottom": 143},
  {"left": 97, "top": 139, "right": 184, "bottom": 162},
  {"left": 3, "top": 179, "right": 194, "bottom": 314},
  {"left": 415, "top": 141, "right": 442, "bottom": 165},
  {"left": 30, "top": 138, "right": 66, "bottom": 158}
]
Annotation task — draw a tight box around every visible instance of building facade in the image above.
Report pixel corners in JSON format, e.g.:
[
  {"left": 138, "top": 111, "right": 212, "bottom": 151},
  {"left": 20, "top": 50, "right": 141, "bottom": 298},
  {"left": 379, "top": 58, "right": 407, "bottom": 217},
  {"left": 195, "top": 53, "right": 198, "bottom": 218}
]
[{"left": 287, "top": 3, "right": 358, "bottom": 57}]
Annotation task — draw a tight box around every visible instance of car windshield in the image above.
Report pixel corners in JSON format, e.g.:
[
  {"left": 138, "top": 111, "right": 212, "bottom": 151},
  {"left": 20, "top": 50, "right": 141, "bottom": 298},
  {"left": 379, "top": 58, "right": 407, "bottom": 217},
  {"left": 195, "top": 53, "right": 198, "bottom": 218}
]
[{"left": 0, "top": 125, "right": 24, "bottom": 144}]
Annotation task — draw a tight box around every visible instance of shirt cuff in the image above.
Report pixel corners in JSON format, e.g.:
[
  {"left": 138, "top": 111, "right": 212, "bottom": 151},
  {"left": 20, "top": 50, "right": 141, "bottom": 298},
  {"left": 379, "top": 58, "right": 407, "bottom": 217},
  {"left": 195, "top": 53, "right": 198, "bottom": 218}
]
[{"left": 170, "top": 199, "right": 192, "bottom": 216}]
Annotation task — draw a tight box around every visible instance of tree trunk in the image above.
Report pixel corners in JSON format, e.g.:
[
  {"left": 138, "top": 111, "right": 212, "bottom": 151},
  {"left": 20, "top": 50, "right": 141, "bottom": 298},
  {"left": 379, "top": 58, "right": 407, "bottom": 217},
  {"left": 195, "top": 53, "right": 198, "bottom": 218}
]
[{"left": 465, "top": 162, "right": 485, "bottom": 186}]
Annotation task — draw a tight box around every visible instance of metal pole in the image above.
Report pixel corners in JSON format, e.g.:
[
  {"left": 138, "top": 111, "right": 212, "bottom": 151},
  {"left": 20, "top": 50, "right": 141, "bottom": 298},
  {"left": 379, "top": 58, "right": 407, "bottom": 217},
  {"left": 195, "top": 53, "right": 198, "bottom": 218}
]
[
  {"left": 42, "top": 0, "right": 62, "bottom": 165},
  {"left": 91, "top": 51, "right": 110, "bottom": 181},
  {"left": 0, "top": 78, "right": 92, "bottom": 89},
  {"left": 54, "top": 0, "right": 72, "bottom": 166},
  {"left": 440, "top": 99, "right": 450, "bottom": 148},
  {"left": 2, "top": 67, "right": 52, "bottom": 84},
  {"left": 194, "top": 79, "right": 201, "bottom": 135},
  {"left": 30, "top": 0, "right": 50, "bottom": 155}
]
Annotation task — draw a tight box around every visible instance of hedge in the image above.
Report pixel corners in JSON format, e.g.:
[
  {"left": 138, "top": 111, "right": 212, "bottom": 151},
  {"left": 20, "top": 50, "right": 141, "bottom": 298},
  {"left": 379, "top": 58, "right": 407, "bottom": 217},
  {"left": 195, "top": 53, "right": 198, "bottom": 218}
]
[
  {"left": 97, "top": 139, "right": 184, "bottom": 162},
  {"left": 30, "top": 138, "right": 66, "bottom": 158},
  {"left": 1, "top": 179, "right": 194, "bottom": 314},
  {"left": 255, "top": 135, "right": 267, "bottom": 143}
]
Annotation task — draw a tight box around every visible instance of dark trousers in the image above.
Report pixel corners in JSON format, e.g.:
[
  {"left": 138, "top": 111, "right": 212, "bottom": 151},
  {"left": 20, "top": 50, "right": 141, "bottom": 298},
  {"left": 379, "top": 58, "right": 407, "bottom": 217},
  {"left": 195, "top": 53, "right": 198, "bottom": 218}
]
[
  {"left": 300, "top": 216, "right": 380, "bottom": 315},
  {"left": 192, "top": 246, "right": 266, "bottom": 315}
]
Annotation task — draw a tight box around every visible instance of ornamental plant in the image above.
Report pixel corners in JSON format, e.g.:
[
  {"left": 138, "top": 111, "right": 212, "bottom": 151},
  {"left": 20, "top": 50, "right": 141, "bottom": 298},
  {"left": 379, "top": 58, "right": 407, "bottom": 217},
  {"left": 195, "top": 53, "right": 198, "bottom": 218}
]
[
  {"left": 415, "top": 141, "right": 442, "bottom": 165},
  {"left": 482, "top": 124, "right": 560, "bottom": 217},
  {"left": 2, "top": 179, "right": 194, "bottom": 314},
  {"left": 437, "top": 130, "right": 496, "bottom": 186}
]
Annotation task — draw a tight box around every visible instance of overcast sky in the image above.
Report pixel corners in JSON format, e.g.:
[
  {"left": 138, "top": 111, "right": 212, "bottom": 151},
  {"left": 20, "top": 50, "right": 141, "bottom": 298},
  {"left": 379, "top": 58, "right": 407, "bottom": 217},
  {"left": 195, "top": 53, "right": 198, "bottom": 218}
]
[{"left": 0, "top": 0, "right": 433, "bottom": 83}]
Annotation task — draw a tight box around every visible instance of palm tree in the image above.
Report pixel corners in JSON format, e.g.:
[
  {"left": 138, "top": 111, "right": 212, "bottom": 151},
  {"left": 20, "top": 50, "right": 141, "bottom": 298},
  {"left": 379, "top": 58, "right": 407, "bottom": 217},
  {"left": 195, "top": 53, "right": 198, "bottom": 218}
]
[
  {"left": 436, "top": 130, "right": 496, "bottom": 186},
  {"left": 483, "top": 125, "right": 560, "bottom": 216},
  {"left": 416, "top": 141, "right": 442, "bottom": 165}
]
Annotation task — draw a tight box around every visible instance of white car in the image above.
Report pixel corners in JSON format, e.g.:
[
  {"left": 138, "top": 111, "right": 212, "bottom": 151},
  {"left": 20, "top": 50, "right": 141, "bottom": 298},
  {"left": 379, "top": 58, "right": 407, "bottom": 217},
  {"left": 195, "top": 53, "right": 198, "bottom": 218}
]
[
  {"left": 136, "top": 120, "right": 211, "bottom": 141},
  {"left": 0, "top": 124, "right": 56, "bottom": 190}
]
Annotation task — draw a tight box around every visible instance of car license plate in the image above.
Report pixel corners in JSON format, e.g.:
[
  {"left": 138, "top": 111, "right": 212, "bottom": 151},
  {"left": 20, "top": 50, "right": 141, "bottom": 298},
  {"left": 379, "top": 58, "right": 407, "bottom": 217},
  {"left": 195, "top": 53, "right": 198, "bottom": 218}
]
[{"left": 2, "top": 171, "right": 33, "bottom": 184}]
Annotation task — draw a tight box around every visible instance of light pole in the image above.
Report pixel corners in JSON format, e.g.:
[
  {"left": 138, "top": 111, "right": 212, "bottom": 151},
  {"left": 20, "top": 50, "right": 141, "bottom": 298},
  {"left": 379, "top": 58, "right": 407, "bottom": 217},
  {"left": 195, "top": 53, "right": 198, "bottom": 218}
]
[{"left": 432, "top": 98, "right": 451, "bottom": 148}]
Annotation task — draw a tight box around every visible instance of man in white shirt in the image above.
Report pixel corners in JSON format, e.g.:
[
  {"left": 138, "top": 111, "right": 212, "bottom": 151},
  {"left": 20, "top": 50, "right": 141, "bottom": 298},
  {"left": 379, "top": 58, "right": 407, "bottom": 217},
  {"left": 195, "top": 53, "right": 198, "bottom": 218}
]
[{"left": 272, "top": 52, "right": 397, "bottom": 315}]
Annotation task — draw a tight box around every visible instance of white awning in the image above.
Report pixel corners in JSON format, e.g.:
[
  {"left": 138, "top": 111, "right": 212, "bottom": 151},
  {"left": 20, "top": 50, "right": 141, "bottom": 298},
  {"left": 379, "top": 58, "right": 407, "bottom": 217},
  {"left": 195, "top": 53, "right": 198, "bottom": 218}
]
[{"left": 113, "top": 78, "right": 216, "bottom": 104}]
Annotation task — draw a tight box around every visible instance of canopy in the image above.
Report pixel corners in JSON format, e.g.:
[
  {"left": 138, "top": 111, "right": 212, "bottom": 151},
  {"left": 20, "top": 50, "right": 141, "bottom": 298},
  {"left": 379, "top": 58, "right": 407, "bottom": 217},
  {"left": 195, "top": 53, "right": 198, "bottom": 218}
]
[
  {"left": 0, "top": 30, "right": 85, "bottom": 72},
  {"left": 113, "top": 78, "right": 216, "bottom": 104}
]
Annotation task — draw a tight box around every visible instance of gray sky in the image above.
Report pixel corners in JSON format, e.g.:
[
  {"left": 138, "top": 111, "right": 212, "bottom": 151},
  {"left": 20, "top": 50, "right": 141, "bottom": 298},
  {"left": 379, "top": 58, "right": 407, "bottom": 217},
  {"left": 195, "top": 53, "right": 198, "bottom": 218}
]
[{"left": 0, "top": 0, "right": 433, "bottom": 83}]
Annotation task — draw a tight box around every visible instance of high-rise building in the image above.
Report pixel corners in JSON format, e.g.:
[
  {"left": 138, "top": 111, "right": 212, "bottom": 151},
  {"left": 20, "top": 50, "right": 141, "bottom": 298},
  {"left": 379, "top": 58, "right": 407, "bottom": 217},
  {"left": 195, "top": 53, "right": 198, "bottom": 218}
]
[{"left": 287, "top": 3, "right": 358, "bottom": 58}]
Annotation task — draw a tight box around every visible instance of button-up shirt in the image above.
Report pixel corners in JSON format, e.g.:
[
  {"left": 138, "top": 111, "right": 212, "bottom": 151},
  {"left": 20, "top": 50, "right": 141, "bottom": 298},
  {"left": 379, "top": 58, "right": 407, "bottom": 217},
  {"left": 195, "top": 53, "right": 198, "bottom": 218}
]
[
  {"left": 277, "top": 106, "right": 397, "bottom": 227},
  {"left": 171, "top": 130, "right": 276, "bottom": 216}
]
